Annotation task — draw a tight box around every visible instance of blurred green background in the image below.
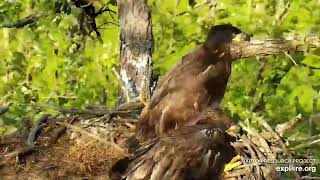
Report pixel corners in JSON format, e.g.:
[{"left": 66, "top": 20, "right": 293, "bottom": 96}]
[{"left": 0, "top": 0, "right": 319, "bottom": 173}]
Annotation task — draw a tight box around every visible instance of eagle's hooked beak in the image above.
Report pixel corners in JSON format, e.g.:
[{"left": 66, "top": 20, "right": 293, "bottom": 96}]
[
  {"left": 225, "top": 125, "right": 241, "bottom": 138},
  {"left": 232, "top": 32, "right": 251, "bottom": 43}
]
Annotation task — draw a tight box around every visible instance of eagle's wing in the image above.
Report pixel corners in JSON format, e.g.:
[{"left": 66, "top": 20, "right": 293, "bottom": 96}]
[
  {"left": 149, "top": 53, "right": 193, "bottom": 109},
  {"left": 120, "top": 138, "right": 158, "bottom": 179},
  {"left": 111, "top": 125, "right": 236, "bottom": 180}
]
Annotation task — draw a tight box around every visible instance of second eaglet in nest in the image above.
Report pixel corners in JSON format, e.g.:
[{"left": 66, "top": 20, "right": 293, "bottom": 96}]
[{"left": 111, "top": 124, "right": 237, "bottom": 180}]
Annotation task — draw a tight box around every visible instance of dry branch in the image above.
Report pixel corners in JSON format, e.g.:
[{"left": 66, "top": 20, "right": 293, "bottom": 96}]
[
  {"left": 275, "top": 114, "right": 302, "bottom": 137},
  {"left": 230, "top": 34, "right": 320, "bottom": 60},
  {"left": 225, "top": 116, "right": 306, "bottom": 180},
  {"left": 56, "top": 121, "right": 125, "bottom": 153},
  {"left": 3, "top": 146, "right": 35, "bottom": 159},
  {"left": 1, "top": 14, "right": 40, "bottom": 28}
]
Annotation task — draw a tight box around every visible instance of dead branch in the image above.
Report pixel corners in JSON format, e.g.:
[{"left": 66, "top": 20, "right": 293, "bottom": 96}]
[
  {"left": 50, "top": 117, "right": 77, "bottom": 144},
  {"left": 0, "top": 106, "right": 9, "bottom": 116},
  {"left": 289, "top": 134, "right": 320, "bottom": 142},
  {"left": 300, "top": 176, "right": 320, "bottom": 179},
  {"left": 115, "top": 97, "right": 144, "bottom": 111},
  {"left": 255, "top": 117, "right": 300, "bottom": 179},
  {"left": 275, "top": 114, "right": 302, "bottom": 137},
  {"left": 56, "top": 121, "right": 125, "bottom": 153},
  {"left": 1, "top": 14, "right": 40, "bottom": 28},
  {"left": 273, "top": 0, "right": 292, "bottom": 26},
  {"left": 59, "top": 107, "right": 136, "bottom": 117},
  {"left": 26, "top": 114, "right": 51, "bottom": 146},
  {"left": 95, "top": 4, "right": 117, "bottom": 17},
  {"left": 292, "top": 138, "right": 320, "bottom": 150},
  {"left": 230, "top": 34, "right": 320, "bottom": 60},
  {"left": 3, "top": 146, "right": 35, "bottom": 159}
]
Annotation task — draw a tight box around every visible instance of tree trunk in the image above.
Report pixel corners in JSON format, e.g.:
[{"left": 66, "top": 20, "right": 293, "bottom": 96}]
[{"left": 118, "top": 0, "right": 154, "bottom": 104}]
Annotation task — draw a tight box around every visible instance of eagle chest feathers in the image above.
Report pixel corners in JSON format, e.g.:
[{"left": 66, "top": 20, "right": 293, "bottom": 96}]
[{"left": 136, "top": 46, "right": 233, "bottom": 139}]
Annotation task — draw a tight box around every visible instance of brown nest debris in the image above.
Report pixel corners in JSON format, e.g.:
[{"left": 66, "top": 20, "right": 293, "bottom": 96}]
[
  {"left": 0, "top": 112, "right": 135, "bottom": 179},
  {"left": 0, "top": 108, "right": 317, "bottom": 179},
  {"left": 223, "top": 115, "right": 307, "bottom": 180}
]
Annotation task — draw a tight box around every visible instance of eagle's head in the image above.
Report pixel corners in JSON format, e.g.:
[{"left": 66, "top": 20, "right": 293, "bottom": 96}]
[{"left": 205, "top": 24, "right": 250, "bottom": 54}]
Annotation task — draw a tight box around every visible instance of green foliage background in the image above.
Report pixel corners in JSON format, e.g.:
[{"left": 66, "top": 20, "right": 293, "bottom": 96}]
[{"left": 0, "top": 0, "right": 320, "bottom": 174}]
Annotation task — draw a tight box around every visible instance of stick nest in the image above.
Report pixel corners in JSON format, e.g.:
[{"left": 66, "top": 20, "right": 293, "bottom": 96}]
[{"left": 0, "top": 109, "right": 310, "bottom": 179}]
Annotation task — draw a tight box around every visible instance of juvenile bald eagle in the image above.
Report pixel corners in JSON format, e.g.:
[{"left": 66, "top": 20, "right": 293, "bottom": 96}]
[
  {"left": 111, "top": 124, "right": 237, "bottom": 180},
  {"left": 136, "top": 24, "right": 250, "bottom": 140}
]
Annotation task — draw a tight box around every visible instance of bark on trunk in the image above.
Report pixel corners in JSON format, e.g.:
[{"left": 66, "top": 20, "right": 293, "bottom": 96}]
[{"left": 118, "top": 0, "right": 154, "bottom": 104}]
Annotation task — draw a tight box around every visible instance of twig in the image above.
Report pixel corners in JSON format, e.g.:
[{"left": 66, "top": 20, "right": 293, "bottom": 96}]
[
  {"left": 300, "top": 176, "right": 320, "bottom": 179},
  {"left": 50, "top": 117, "right": 77, "bottom": 144},
  {"left": 37, "top": 165, "right": 57, "bottom": 175},
  {"left": 241, "top": 136, "right": 263, "bottom": 179},
  {"left": 108, "top": 9, "right": 117, "bottom": 22},
  {"left": 95, "top": 4, "right": 117, "bottom": 17},
  {"left": 98, "top": 21, "right": 119, "bottom": 28},
  {"left": 275, "top": 114, "right": 302, "bottom": 137},
  {"left": 4, "top": 146, "right": 35, "bottom": 159},
  {"left": 1, "top": 14, "right": 40, "bottom": 28},
  {"left": 239, "top": 123, "right": 274, "bottom": 159},
  {"left": 255, "top": 117, "right": 300, "bottom": 179},
  {"left": 273, "top": 0, "right": 292, "bottom": 26},
  {"left": 59, "top": 107, "right": 134, "bottom": 117},
  {"left": 289, "top": 134, "right": 320, "bottom": 143},
  {"left": 193, "top": 0, "right": 213, "bottom": 8},
  {"left": 284, "top": 51, "right": 298, "bottom": 65},
  {"left": 14, "top": 164, "right": 39, "bottom": 178},
  {"left": 292, "top": 138, "right": 320, "bottom": 150},
  {"left": 115, "top": 97, "right": 144, "bottom": 111},
  {"left": 56, "top": 122, "right": 125, "bottom": 153},
  {"left": 177, "top": 0, "right": 216, "bottom": 16}
]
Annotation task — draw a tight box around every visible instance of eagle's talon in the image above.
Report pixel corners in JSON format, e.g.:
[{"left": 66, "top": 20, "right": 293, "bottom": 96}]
[{"left": 224, "top": 154, "right": 242, "bottom": 172}]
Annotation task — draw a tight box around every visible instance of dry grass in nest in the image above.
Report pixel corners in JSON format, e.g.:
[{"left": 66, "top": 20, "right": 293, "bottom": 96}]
[
  {"left": 1, "top": 111, "right": 316, "bottom": 179},
  {"left": 0, "top": 115, "right": 133, "bottom": 179}
]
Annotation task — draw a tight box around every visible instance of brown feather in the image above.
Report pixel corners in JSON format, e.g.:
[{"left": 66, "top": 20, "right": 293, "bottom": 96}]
[
  {"left": 136, "top": 45, "right": 232, "bottom": 140},
  {"left": 111, "top": 124, "right": 236, "bottom": 180},
  {"left": 135, "top": 25, "right": 249, "bottom": 141}
]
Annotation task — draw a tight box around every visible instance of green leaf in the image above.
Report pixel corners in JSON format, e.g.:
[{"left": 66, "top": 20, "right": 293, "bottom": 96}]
[{"left": 302, "top": 54, "right": 320, "bottom": 68}]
